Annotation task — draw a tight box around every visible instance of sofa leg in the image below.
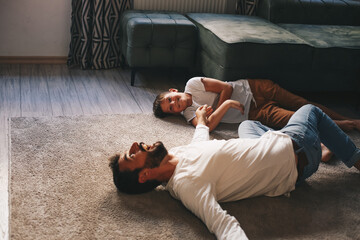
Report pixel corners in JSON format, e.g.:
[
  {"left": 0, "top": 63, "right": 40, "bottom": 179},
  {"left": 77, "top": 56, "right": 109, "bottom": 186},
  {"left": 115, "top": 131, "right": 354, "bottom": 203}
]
[
  {"left": 131, "top": 69, "right": 136, "bottom": 86},
  {"left": 120, "top": 54, "right": 126, "bottom": 69}
]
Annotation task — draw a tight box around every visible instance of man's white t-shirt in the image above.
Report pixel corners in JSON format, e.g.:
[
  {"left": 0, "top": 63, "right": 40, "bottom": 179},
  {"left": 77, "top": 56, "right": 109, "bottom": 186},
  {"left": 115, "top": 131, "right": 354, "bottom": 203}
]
[
  {"left": 182, "top": 77, "right": 253, "bottom": 124},
  {"left": 166, "top": 124, "right": 298, "bottom": 239}
]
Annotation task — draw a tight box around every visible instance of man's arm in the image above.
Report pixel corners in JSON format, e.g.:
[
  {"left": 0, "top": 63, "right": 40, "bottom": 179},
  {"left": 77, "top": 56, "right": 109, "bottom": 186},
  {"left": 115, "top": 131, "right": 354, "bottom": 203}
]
[
  {"left": 175, "top": 180, "right": 248, "bottom": 240},
  {"left": 191, "top": 105, "right": 211, "bottom": 143}
]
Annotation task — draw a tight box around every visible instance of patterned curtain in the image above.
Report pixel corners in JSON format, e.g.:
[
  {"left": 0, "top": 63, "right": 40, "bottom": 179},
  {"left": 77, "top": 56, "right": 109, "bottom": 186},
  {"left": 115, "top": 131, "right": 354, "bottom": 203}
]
[
  {"left": 235, "top": 0, "right": 259, "bottom": 16},
  {"left": 67, "top": 0, "right": 132, "bottom": 69}
]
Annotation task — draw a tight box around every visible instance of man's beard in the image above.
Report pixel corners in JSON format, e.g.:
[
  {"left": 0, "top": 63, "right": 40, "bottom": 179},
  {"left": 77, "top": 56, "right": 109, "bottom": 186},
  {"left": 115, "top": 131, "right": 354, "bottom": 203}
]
[{"left": 144, "top": 141, "right": 168, "bottom": 169}]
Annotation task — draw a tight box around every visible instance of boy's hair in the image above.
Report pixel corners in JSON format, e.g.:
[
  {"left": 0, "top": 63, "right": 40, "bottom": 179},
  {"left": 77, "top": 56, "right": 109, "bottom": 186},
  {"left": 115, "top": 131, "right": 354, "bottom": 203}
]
[
  {"left": 108, "top": 154, "right": 161, "bottom": 194},
  {"left": 153, "top": 92, "right": 170, "bottom": 118}
]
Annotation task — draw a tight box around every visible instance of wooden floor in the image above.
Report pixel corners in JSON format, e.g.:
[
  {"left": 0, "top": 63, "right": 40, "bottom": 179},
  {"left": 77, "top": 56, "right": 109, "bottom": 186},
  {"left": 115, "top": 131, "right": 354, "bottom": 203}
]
[{"left": 0, "top": 64, "right": 359, "bottom": 240}]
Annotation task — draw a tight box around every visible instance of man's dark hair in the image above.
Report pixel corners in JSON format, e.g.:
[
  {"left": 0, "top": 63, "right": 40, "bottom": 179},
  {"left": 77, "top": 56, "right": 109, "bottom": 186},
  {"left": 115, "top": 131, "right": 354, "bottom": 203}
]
[
  {"left": 108, "top": 154, "right": 161, "bottom": 194},
  {"left": 153, "top": 92, "right": 170, "bottom": 118}
]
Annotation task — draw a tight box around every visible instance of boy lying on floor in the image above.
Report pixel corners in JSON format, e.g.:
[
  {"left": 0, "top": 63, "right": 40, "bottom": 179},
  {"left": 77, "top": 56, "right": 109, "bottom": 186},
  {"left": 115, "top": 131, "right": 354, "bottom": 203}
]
[{"left": 153, "top": 77, "right": 360, "bottom": 162}]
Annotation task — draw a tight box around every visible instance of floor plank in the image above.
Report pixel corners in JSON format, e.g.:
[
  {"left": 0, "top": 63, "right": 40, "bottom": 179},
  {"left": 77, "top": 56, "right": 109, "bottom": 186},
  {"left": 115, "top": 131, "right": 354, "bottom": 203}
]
[
  {"left": 20, "top": 64, "right": 53, "bottom": 117},
  {"left": 0, "top": 64, "right": 21, "bottom": 117},
  {"left": 69, "top": 68, "right": 113, "bottom": 115},
  {"left": 45, "top": 64, "right": 83, "bottom": 116},
  {"left": 93, "top": 68, "right": 142, "bottom": 114},
  {"left": 0, "top": 115, "right": 9, "bottom": 240}
]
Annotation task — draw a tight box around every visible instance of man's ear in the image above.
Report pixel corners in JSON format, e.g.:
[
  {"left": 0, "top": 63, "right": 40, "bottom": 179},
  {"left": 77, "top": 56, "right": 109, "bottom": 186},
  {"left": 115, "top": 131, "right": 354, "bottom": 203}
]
[
  {"left": 169, "top": 88, "right": 178, "bottom": 93},
  {"left": 138, "top": 168, "right": 153, "bottom": 183}
]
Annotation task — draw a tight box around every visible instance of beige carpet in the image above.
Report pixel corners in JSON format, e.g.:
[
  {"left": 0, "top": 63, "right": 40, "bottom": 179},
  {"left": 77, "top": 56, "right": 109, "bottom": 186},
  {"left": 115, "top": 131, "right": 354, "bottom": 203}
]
[{"left": 9, "top": 114, "right": 360, "bottom": 240}]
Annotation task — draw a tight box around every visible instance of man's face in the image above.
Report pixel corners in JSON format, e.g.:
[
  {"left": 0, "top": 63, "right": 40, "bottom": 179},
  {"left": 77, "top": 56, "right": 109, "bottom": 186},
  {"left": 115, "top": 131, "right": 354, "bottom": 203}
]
[
  {"left": 118, "top": 141, "right": 167, "bottom": 172},
  {"left": 160, "top": 91, "right": 189, "bottom": 114}
]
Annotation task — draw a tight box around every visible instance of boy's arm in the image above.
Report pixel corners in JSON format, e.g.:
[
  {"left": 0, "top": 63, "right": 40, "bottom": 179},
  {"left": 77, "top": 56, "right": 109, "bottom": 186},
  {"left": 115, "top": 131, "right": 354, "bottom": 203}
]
[
  {"left": 191, "top": 100, "right": 244, "bottom": 132},
  {"left": 201, "top": 77, "right": 233, "bottom": 110}
]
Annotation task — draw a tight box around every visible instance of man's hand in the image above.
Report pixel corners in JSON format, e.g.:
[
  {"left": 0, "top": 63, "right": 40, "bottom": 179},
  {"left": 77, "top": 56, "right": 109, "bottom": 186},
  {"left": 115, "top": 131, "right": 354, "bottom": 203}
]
[{"left": 196, "top": 105, "right": 211, "bottom": 126}]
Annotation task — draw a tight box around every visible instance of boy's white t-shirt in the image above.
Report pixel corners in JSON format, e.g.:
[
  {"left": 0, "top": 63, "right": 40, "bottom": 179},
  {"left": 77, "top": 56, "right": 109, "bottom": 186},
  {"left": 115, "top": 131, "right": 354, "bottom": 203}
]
[{"left": 182, "top": 77, "right": 253, "bottom": 124}]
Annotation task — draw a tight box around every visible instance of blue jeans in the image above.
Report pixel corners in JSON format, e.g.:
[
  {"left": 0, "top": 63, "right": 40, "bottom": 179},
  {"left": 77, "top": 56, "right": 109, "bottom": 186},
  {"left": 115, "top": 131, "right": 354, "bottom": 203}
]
[{"left": 238, "top": 104, "right": 360, "bottom": 183}]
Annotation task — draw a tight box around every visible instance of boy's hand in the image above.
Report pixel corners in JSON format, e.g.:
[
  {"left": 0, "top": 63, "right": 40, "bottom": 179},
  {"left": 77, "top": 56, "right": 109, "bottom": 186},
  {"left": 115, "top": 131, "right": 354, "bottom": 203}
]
[
  {"left": 227, "top": 100, "right": 245, "bottom": 114},
  {"left": 205, "top": 106, "right": 213, "bottom": 117}
]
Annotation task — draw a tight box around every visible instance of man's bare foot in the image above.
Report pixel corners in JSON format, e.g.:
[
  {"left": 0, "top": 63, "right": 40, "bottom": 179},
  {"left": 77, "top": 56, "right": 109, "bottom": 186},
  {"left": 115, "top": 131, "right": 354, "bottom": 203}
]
[
  {"left": 321, "top": 144, "right": 333, "bottom": 162},
  {"left": 334, "top": 120, "right": 355, "bottom": 132},
  {"left": 354, "top": 120, "right": 360, "bottom": 132},
  {"left": 354, "top": 159, "right": 360, "bottom": 171}
]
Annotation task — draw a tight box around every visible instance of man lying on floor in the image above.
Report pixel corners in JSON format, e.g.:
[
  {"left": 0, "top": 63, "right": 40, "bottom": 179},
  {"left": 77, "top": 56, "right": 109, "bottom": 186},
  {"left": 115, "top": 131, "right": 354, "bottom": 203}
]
[{"left": 109, "top": 104, "right": 360, "bottom": 240}]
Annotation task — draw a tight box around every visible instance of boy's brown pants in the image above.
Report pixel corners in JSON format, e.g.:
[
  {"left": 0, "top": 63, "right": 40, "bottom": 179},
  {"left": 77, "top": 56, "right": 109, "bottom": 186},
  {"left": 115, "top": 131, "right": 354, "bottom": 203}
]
[{"left": 247, "top": 79, "right": 310, "bottom": 129}]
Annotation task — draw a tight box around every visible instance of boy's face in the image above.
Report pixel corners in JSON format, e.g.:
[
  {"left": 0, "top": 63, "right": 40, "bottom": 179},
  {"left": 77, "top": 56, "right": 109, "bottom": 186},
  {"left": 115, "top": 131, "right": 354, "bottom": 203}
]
[{"left": 160, "top": 91, "right": 189, "bottom": 114}]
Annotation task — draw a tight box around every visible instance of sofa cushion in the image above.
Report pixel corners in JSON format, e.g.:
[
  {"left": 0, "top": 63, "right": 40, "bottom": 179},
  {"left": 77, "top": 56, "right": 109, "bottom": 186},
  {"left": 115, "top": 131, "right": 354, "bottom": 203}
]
[
  {"left": 121, "top": 10, "right": 197, "bottom": 68},
  {"left": 257, "top": 0, "right": 360, "bottom": 26},
  {"left": 186, "top": 13, "right": 313, "bottom": 81},
  {"left": 280, "top": 24, "right": 360, "bottom": 71}
]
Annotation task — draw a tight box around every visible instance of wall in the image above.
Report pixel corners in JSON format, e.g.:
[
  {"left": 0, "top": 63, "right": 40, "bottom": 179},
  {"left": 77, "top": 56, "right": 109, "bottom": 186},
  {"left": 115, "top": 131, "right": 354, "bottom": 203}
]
[{"left": 0, "top": 0, "right": 71, "bottom": 56}]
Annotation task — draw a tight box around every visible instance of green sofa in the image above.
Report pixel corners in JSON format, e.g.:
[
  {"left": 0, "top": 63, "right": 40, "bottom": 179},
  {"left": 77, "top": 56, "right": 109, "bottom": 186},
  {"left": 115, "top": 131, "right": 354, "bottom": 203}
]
[{"left": 186, "top": 0, "right": 360, "bottom": 92}]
